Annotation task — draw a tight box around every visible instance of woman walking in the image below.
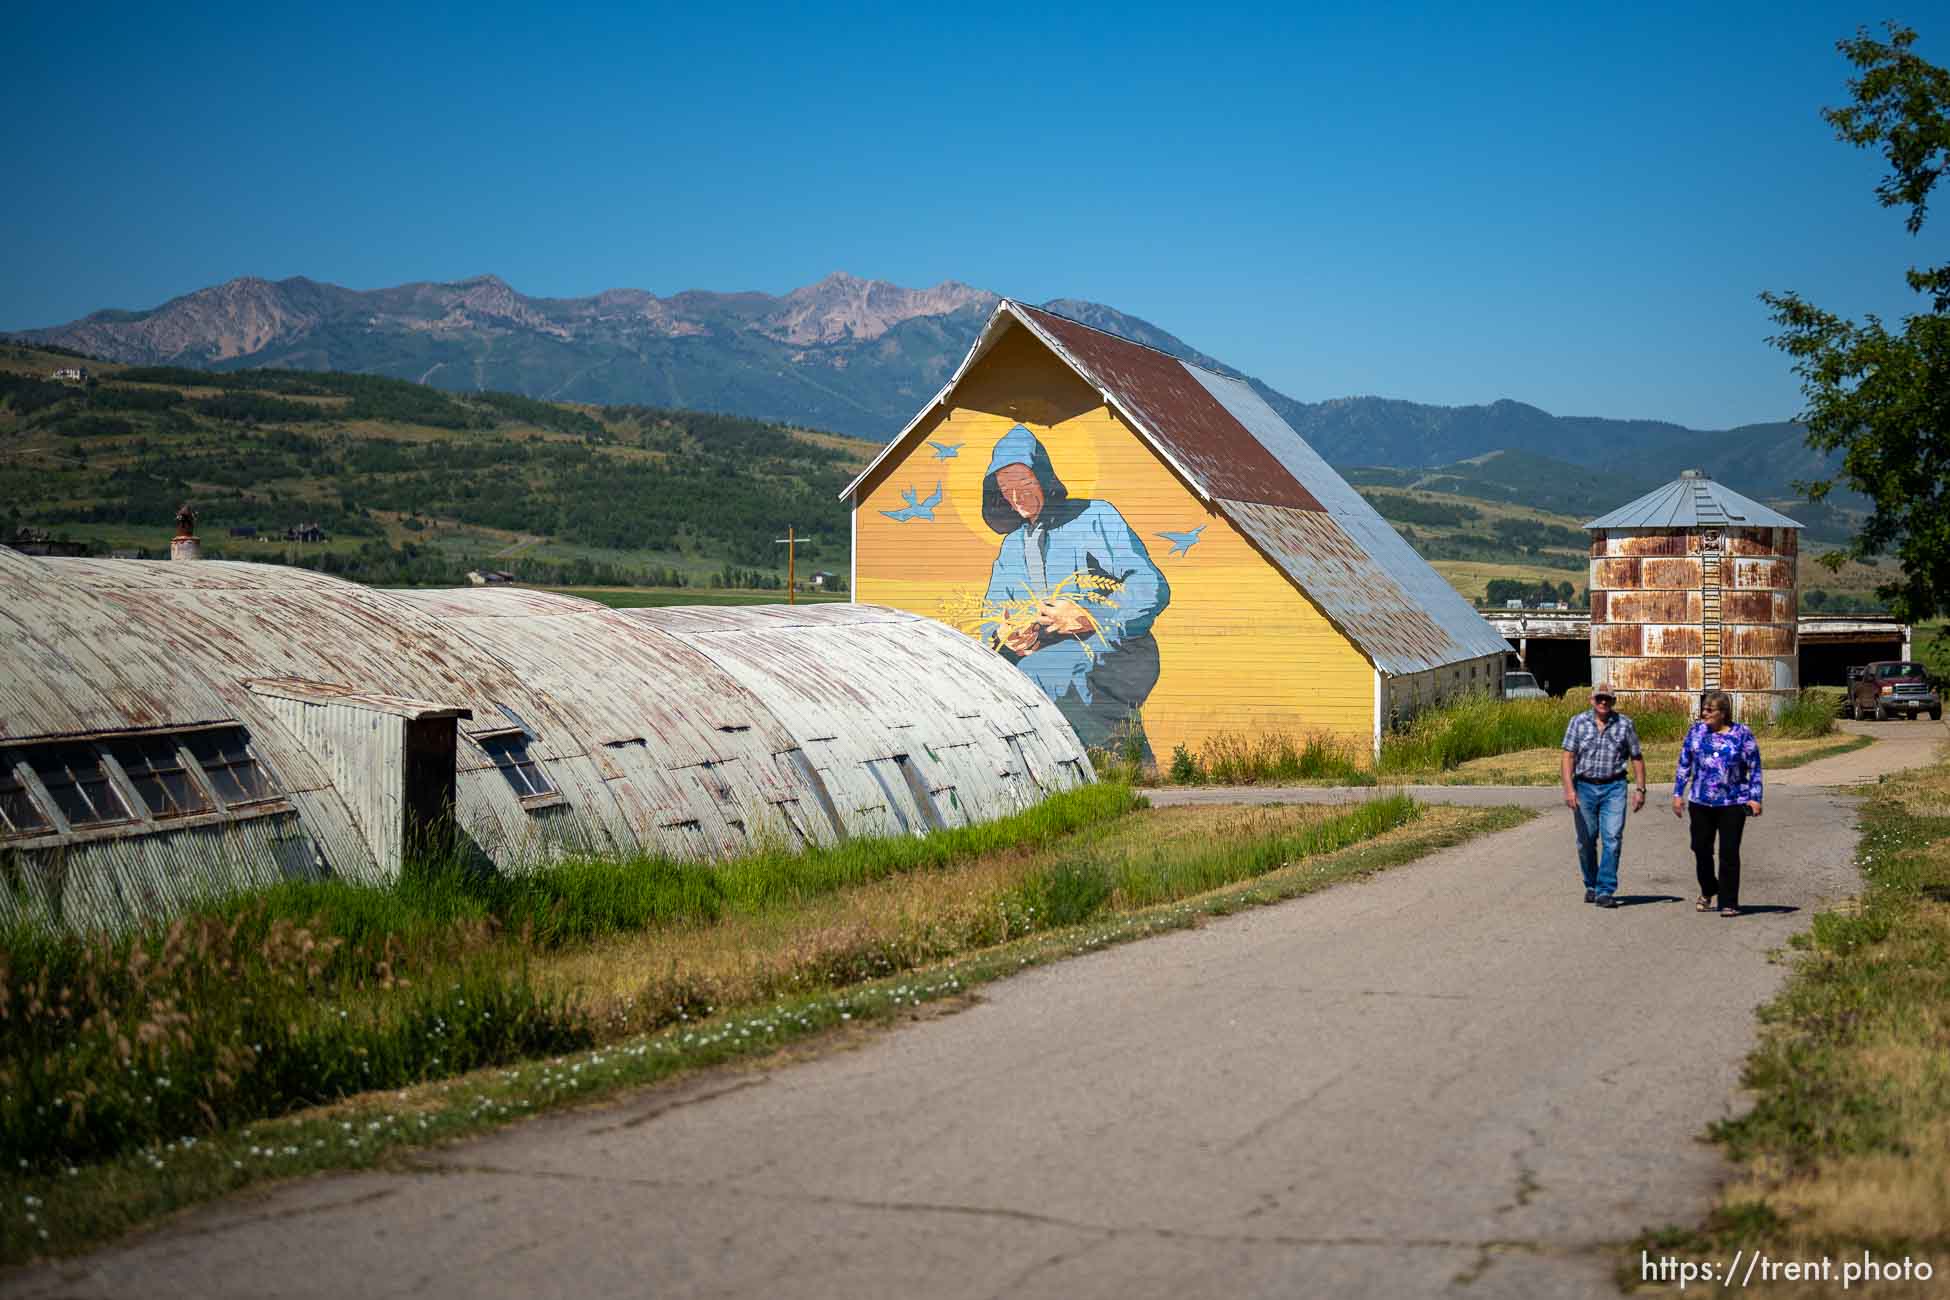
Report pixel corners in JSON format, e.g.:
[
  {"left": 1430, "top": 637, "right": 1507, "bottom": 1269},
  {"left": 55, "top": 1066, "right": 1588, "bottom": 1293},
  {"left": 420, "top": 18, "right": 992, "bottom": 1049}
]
[{"left": 1672, "top": 690, "right": 1764, "bottom": 917}]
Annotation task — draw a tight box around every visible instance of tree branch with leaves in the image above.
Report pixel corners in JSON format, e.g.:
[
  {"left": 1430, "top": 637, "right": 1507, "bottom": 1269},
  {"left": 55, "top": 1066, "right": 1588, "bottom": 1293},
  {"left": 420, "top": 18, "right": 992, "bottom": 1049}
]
[{"left": 1761, "top": 23, "right": 1950, "bottom": 622}]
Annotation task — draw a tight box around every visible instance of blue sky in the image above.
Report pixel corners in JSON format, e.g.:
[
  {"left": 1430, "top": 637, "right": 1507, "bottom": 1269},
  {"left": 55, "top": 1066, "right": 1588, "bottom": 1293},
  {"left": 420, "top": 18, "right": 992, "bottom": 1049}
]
[{"left": 1, "top": 1, "right": 1937, "bottom": 430}]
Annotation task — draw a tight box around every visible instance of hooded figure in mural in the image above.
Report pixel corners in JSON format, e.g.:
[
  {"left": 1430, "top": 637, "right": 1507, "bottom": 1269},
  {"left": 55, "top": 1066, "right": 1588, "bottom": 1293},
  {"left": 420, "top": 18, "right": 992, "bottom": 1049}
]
[{"left": 980, "top": 424, "right": 1170, "bottom": 756}]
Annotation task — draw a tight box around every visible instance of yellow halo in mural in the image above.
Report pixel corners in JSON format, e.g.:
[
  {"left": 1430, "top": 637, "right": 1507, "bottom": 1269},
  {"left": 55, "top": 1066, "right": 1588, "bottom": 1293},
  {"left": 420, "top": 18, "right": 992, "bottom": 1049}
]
[{"left": 940, "top": 411, "right": 1106, "bottom": 538}]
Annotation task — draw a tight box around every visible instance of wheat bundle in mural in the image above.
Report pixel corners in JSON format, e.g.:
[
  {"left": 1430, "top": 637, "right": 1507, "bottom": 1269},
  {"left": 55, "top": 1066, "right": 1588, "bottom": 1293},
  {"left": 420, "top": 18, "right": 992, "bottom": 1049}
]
[{"left": 936, "top": 570, "right": 1123, "bottom": 659}]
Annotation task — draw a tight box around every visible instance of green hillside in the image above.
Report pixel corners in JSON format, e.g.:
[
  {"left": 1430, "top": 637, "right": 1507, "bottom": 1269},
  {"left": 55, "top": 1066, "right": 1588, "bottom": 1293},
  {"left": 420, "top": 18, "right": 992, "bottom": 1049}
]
[
  {"left": 1, "top": 343, "right": 1889, "bottom": 611},
  {"left": 0, "top": 346, "right": 873, "bottom": 589}
]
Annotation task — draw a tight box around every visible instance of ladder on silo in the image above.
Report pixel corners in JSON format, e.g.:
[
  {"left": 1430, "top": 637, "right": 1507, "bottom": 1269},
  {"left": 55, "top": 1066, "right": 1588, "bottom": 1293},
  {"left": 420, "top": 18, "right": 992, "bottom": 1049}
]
[{"left": 1696, "top": 481, "right": 1726, "bottom": 691}]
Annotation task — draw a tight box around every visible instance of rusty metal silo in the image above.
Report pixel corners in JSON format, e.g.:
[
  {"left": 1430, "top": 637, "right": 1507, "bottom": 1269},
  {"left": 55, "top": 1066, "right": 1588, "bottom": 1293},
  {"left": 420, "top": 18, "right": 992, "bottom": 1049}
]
[{"left": 1584, "top": 470, "right": 1803, "bottom": 723}]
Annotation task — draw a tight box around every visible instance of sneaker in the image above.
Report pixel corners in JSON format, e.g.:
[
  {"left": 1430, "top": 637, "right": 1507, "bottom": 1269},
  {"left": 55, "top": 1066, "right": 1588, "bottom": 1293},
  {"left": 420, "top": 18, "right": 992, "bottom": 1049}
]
[
  {"left": 1584, "top": 889, "right": 1596, "bottom": 904},
  {"left": 1594, "top": 894, "right": 1620, "bottom": 909}
]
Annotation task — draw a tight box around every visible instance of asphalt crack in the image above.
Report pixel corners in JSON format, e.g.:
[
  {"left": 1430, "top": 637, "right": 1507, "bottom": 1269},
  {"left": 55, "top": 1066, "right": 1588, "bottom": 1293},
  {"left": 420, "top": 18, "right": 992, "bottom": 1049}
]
[
  {"left": 1222, "top": 1068, "right": 1351, "bottom": 1154},
  {"left": 981, "top": 1235, "right": 1116, "bottom": 1299},
  {"left": 137, "top": 1186, "right": 400, "bottom": 1248},
  {"left": 395, "top": 1159, "right": 1590, "bottom": 1256},
  {"left": 1451, "top": 1239, "right": 1549, "bottom": 1287},
  {"left": 582, "top": 1076, "right": 767, "bottom": 1134}
]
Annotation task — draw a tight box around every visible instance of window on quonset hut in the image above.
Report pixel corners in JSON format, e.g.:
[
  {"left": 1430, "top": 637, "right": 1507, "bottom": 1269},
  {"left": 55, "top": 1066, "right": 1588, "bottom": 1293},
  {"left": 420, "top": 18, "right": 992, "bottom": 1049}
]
[
  {"left": 28, "top": 744, "right": 132, "bottom": 828},
  {"left": 183, "top": 729, "right": 276, "bottom": 806},
  {"left": 107, "top": 736, "right": 213, "bottom": 819},
  {"left": 478, "top": 733, "right": 556, "bottom": 802},
  {"left": 0, "top": 758, "right": 51, "bottom": 837}
]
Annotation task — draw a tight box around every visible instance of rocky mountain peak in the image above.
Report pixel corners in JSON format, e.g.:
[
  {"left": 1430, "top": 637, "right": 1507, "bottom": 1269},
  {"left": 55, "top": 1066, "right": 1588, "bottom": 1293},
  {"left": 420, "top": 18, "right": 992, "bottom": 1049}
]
[{"left": 769, "top": 273, "right": 997, "bottom": 344}]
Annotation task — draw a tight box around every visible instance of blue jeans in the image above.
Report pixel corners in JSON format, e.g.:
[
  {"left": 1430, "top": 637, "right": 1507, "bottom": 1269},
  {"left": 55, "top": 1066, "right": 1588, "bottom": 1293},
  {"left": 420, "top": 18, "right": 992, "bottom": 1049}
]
[{"left": 1573, "top": 778, "right": 1628, "bottom": 897}]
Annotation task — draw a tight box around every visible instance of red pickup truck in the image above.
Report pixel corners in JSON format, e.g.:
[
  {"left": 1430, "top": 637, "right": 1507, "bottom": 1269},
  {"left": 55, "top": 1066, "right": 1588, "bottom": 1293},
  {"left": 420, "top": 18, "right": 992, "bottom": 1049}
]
[{"left": 1844, "top": 661, "right": 1943, "bottom": 721}]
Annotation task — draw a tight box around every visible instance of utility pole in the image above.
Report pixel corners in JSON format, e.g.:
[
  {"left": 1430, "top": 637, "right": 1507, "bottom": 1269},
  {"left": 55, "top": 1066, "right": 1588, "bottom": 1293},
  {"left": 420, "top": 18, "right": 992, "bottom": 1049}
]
[{"left": 775, "top": 525, "right": 796, "bottom": 605}]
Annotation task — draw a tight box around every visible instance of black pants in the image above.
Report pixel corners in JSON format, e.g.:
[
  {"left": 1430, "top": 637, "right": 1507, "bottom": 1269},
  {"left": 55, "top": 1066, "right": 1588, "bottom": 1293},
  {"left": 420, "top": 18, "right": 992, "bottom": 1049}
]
[{"left": 1689, "top": 803, "right": 1749, "bottom": 907}]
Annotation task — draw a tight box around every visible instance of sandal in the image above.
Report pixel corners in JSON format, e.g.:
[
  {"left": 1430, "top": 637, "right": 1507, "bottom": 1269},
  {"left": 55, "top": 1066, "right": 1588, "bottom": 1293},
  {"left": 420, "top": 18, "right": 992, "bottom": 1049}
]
[
  {"left": 1696, "top": 896, "right": 1714, "bottom": 912},
  {"left": 1719, "top": 906, "right": 1740, "bottom": 918}
]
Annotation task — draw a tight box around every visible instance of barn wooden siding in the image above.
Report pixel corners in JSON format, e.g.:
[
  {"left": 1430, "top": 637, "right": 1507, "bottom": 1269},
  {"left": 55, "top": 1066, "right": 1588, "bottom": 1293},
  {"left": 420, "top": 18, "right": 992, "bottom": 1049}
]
[
  {"left": 1379, "top": 654, "right": 1512, "bottom": 728},
  {"left": 848, "top": 304, "right": 1515, "bottom": 761},
  {"left": 854, "top": 325, "right": 1376, "bottom": 758}
]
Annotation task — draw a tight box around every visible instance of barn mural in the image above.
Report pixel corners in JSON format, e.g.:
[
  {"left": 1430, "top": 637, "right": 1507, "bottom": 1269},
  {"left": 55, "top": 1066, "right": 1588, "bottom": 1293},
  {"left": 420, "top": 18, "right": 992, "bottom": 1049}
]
[{"left": 848, "top": 302, "right": 1514, "bottom": 763}]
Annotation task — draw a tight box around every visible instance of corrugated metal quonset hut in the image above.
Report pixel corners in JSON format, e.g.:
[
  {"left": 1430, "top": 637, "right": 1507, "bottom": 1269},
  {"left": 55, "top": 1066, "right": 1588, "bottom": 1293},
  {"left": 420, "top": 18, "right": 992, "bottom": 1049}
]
[
  {"left": 1584, "top": 469, "right": 1803, "bottom": 722},
  {"left": 0, "top": 549, "right": 1088, "bottom": 932},
  {"left": 840, "top": 300, "right": 1513, "bottom": 761}
]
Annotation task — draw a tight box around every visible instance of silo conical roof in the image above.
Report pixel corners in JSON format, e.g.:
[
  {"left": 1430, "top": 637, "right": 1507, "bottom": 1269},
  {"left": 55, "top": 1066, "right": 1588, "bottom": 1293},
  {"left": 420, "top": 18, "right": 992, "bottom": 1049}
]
[{"left": 1582, "top": 470, "right": 1804, "bottom": 530}]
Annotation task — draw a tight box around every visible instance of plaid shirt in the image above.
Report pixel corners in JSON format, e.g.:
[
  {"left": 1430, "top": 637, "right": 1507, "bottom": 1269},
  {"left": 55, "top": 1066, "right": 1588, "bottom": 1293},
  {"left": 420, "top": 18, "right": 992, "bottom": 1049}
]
[{"left": 1560, "top": 710, "right": 1643, "bottom": 781}]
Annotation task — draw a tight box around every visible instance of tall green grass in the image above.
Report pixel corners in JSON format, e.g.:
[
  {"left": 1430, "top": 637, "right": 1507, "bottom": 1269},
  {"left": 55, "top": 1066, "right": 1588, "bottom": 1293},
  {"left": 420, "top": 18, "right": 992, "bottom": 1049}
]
[
  {"left": 1381, "top": 691, "right": 1699, "bottom": 774},
  {"left": 0, "top": 782, "right": 1139, "bottom": 1171},
  {"left": 0, "top": 912, "right": 588, "bottom": 1171},
  {"left": 1193, "top": 731, "right": 1375, "bottom": 786},
  {"left": 1110, "top": 793, "right": 1418, "bottom": 906},
  {"left": 712, "top": 781, "right": 1140, "bottom": 911},
  {"left": 1772, "top": 689, "right": 1840, "bottom": 739},
  {"left": 1380, "top": 687, "right": 1838, "bottom": 775},
  {"left": 186, "top": 781, "right": 1139, "bottom": 954},
  {"left": 990, "top": 795, "right": 1419, "bottom": 933}
]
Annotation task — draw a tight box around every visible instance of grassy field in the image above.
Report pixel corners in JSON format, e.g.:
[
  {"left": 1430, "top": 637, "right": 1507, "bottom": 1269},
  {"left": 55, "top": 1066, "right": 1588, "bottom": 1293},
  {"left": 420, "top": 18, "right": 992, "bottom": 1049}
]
[
  {"left": 549, "top": 586, "right": 848, "bottom": 609},
  {"left": 1135, "top": 690, "right": 1854, "bottom": 789},
  {"left": 0, "top": 344, "right": 876, "bottom": 589},
  {"left": 1630, "top": 746, "right": 1950, "bottom": 1294},
  {"left": 1428, "top": 733, "right": 1874, "bottom": 786},
  {"left": 1915, "top": 619, "right": 1950, "bottom": 681},
  {"left": 1431, "top": 559, "right": 1591, "bottom": 601},
  {"left": 0, "top": 784, "right": 1532, "bottom": 1263}
]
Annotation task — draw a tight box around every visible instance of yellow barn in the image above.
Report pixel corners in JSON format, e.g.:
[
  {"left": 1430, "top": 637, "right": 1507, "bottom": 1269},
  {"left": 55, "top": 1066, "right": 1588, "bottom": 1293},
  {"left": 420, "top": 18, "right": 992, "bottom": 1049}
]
[{"left": 841, "top": 301, "right": 1512, "bottom": 763}]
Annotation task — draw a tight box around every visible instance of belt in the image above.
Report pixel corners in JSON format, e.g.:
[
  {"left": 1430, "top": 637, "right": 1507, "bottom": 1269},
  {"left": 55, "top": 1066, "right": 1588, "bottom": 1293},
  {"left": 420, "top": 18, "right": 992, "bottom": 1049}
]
[{"left": 1577, "top": 772, "right": 1628, "bottom": 783}]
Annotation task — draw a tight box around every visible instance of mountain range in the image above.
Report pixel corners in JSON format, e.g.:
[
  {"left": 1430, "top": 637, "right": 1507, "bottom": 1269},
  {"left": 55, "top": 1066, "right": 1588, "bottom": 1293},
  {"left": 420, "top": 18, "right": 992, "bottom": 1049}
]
[{"left": 10, "top": 272, "right": 1834, "bottom": 505}]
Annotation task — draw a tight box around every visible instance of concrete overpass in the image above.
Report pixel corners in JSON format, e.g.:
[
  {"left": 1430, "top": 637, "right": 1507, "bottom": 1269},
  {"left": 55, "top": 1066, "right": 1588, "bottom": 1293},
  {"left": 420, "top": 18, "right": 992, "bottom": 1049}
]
[{"left": 1485, "top": 611, "right": 1910, "bottom": 696}]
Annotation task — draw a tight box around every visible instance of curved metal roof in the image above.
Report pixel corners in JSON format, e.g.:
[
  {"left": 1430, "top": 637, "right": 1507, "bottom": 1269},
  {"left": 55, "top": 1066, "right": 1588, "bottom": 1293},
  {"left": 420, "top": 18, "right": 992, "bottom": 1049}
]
[
  {"left": 0, "top": 551, "right": 235, "bottom": 741},
  {"left": 1583, "top": 471, "right": 1804, "bottom": 530},
  {"left": 0, "top": 552, "right": 1091, "bottom": 930},
  {"left": 619, "top": 605, "right": 1090, "bottom": 834}
]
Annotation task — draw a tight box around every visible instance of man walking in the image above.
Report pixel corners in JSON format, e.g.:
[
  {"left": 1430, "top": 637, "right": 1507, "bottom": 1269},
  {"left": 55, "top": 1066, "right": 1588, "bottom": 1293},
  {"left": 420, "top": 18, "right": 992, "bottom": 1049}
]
[{"left": 1559, "top": 685, "right": 1647, "bottom": 908}]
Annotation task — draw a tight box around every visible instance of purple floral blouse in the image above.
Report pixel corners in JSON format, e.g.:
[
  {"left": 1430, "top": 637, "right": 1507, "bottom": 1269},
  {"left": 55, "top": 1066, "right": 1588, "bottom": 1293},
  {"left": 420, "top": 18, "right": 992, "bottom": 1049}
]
[{"left": 1672, "top": 722, "right": 1764, "bottom": 807}]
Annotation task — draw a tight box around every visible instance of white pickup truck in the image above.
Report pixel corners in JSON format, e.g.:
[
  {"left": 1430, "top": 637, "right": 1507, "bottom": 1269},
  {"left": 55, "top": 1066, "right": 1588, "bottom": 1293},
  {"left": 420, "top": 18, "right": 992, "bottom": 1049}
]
[{"left": 1502, "top": 671, "right": 1548, "bottom": 700}]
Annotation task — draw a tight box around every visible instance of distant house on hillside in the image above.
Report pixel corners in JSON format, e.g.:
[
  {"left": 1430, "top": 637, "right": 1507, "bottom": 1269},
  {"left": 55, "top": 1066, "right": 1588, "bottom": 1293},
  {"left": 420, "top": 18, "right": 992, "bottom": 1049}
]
[
  {"left": 284, "top": 522, "right": 327, "bottom": 543},
  {"left": 7, "top": 527, "right": 88, "bottom": 558},
  {"left": 841, "top": 300, "right": 1512, "bottom": 761},
  {"left": 810, "top": 570, "right": 837, "bottom": 590},
  {"left": 466, "top": 569, "right": 516, "bottom": 586},
  {"left": 49, "top": 367, "right": 89, "bottom": 383},
  {"left": 229, "top": 525, "right": 259, "bottom": 539}
]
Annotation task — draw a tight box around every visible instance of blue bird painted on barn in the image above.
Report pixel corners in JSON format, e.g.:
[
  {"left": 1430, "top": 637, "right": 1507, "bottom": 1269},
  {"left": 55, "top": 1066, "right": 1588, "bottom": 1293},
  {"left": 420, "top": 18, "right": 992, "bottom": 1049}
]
[
  {"left": 880, "top": 481, "right": 944, "bottom": 522},
  {"left": 926, "top": 440, "right": 963, "bottom": 459},
  {"left": 1158, "top": 525, "right": 1206, "bottom": 556}
]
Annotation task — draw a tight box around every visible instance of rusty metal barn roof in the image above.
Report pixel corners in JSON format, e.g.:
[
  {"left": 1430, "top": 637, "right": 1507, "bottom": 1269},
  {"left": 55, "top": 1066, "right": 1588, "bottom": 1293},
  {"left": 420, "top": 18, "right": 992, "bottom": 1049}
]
[
  {"left": 1222, "top": 503, "right": 1511, "bottom": 674},
  {"left": 1584, "top": 470, "right": 1804, "bottom": 531},
  {"left": 840, "top": 300, "right": 1511, "bottom": 677}
]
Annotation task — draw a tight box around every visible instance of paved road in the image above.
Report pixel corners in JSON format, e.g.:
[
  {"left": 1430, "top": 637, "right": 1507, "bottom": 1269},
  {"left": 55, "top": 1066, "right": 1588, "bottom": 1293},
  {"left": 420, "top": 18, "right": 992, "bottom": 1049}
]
[{"left": 13, "top": 722, "right": 1943, "bottom": 1300}]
